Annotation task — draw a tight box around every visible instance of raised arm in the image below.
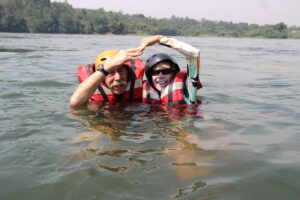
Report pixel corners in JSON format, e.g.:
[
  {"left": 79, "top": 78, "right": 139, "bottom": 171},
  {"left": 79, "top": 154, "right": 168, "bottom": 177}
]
[
  {"left": 159, "top": 37, "right": 201, "bottom": 103},
  {"left": 70, "top": 49, "right": 142, "bottom": 108}
]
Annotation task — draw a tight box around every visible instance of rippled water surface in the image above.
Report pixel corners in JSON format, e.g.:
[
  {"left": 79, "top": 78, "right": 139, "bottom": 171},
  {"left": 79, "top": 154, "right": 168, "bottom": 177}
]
[{"left": 1, "top": 33, "right": 300, "bottom": 199}]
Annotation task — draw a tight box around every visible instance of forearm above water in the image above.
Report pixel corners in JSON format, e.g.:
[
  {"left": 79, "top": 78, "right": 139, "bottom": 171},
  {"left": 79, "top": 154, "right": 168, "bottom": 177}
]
[{"left": 70, "top": 71, "right": 104, "bottom": 107}]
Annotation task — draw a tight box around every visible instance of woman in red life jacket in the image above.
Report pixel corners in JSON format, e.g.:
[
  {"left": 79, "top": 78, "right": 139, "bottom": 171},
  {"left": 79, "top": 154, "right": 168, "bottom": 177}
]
[
  {"left": 70, "top": 48, "right": 144, "bottom": 108},
  {"left": 138, "top": 35, "right": 202, "bottom": 105}
]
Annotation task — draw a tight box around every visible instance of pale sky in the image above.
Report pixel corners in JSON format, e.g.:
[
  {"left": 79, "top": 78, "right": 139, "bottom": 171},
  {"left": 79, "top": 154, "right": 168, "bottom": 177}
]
[{"left": 51, "top": 0, "right": 300, "bottom": 26}]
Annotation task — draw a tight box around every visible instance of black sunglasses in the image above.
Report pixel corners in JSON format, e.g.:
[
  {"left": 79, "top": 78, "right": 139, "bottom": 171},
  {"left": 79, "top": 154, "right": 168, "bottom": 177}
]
[{"left": 151, "top": 68, "right": 173, "bottom": 76}]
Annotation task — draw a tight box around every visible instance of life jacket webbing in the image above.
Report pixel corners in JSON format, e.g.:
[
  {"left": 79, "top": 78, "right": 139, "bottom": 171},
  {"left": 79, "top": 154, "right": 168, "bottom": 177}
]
[
  {"left": 146, "top": 82, "right": 151, "bottom": 103},
  {"left": 183, "top": 81, "right": 189, "bottom": 101},
  {"left": 142, "top": 70, "right": 191, "bottom": 104},
  {"left": 97, "top": 85, "right": 108, "bottom": 101},
  {"left": 168, "top": 80, "right": 173, "bottom": 103},
  {"left": 129, "top": 59, "right": 136, "bottom": 101}
]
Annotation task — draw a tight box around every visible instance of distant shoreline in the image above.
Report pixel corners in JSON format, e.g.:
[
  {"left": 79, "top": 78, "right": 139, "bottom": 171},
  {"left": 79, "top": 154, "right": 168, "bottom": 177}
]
[
  {"left": 1, "top": 0, "right": 299, "bottom": 39},
  {"left": 1, "top": 32, "right": 299, "bottom": 40}
]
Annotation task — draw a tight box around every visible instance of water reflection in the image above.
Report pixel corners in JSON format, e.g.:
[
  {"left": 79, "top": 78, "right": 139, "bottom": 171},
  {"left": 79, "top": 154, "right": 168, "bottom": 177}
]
[
  {"left": 72, "top": 102, "right": 205, "bottom": 142},
  {"left": 69, "top": 103, "right": 213, "bottom": 197}
]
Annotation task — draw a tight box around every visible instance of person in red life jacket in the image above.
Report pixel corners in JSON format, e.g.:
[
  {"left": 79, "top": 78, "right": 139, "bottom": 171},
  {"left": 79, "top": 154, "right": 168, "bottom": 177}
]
[
  {"left": 138, "top": 35, "right": 202, "bottom": 105},
  {"left": 70, "top": 48, "right": 144, "bottom": 108}
]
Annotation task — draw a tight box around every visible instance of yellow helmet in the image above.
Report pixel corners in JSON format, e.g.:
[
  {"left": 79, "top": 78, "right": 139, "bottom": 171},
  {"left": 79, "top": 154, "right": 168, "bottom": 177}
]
[{"left": 95, "top": 50, "right": 118, "bottom": 69}]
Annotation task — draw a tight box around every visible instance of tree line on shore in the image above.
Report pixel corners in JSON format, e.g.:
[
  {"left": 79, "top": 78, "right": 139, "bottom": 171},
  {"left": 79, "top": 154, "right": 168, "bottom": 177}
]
[{"left": 1, "top": 0, "right": 300, "bottom": 39}]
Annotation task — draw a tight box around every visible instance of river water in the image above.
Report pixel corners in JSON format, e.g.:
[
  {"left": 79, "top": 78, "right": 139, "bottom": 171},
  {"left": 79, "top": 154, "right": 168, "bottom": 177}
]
[{"left": 1, "top": 33, "right": 300, "bottom": 199}]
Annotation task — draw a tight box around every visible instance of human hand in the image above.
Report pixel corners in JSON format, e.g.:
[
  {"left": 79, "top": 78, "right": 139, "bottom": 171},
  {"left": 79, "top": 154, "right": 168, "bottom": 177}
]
[
  {"left": 104, "top": 48, "right": 143, "bottom": 72},
  {"left": 138, "top": 35, "right": 162, "bottom": 51}
]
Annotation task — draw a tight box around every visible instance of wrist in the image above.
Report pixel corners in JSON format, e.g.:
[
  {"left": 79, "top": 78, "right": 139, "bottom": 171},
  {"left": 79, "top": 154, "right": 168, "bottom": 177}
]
[
  {"left": 152, "top": 35, "right": 163, "bottom": 45},
  {"left": 97, "top": 64, "right": 109, "bottom": 76}
]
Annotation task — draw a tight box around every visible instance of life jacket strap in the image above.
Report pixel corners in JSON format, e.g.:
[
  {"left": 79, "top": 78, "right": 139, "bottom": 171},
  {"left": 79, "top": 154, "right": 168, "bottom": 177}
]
[
  {"left": 129, "top": 59, "right": 136, "bottom": 101},
  {"left": 183, "top": 81, "right": 190, "bottom": 102},
  {"left": 97, "top": 85, "right": 108, "bottom": 101},
  {"left": 168, "top": 80, "right": 174, "bottom": 103},
  {"left": 146, "top": 82, "right": 151, "bottom": 103}
]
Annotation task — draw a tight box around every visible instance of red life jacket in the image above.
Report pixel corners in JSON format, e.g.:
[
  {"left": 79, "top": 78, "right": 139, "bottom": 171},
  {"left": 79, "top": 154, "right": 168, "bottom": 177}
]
[
  {"left": 77, "top": 59, "right": 145, "bottom": 102},
  {"left": 142, "top": 70, "right": 202, "bottom": 104}
]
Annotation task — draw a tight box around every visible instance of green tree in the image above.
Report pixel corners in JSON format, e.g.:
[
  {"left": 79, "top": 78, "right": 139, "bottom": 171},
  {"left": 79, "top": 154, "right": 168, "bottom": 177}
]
[
  {"left": 0, "top": 0, "right": 28, "bottom": 32},
  {"left": 0, "top": 0, "right": 298, "bottom": 38}
]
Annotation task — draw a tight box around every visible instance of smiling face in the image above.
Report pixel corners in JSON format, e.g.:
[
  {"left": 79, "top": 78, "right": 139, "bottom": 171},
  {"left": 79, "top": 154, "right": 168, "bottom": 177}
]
[
  {"left": 151, "top": 61, "right": 174, "bottom": 91},
  {"left": 104, "top": 65, "right": 128, "bottom": 95}
]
